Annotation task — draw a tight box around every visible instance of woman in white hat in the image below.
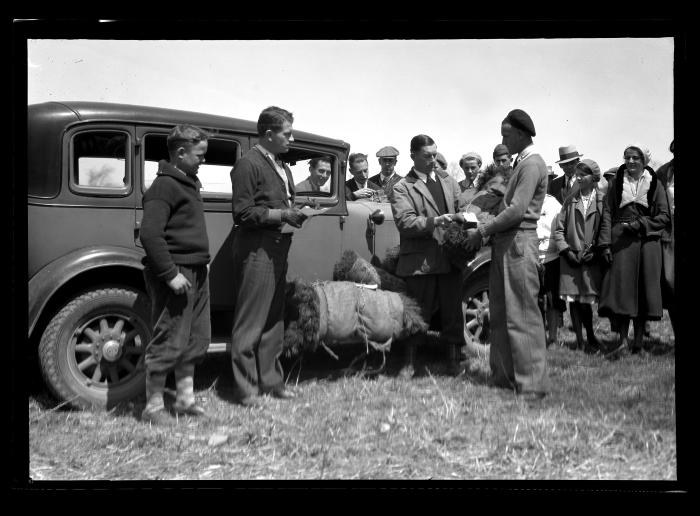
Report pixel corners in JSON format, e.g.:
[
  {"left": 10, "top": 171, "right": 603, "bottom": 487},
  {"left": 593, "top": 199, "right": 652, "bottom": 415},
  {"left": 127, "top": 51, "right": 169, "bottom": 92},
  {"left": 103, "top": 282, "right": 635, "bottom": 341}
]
[
  {"left": 597, "top": 144, "right": 672, "bottom": 356},
  {"left": 553, "top": 159, "right": 604, "bottom": 353}
]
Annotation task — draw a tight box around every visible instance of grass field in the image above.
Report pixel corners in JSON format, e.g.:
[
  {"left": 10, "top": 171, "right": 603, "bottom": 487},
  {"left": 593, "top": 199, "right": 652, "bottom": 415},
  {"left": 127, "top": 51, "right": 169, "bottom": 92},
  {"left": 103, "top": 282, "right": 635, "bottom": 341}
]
[{"left": 27, "top": 311, "right": 676, "bottom": 482}]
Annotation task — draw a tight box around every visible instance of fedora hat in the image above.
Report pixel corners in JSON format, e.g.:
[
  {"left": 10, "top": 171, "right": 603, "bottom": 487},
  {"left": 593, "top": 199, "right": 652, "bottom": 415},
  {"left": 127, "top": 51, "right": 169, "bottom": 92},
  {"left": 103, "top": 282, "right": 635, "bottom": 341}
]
[{"left": 555, "top": 145, "right": 583, "bottom": 164}]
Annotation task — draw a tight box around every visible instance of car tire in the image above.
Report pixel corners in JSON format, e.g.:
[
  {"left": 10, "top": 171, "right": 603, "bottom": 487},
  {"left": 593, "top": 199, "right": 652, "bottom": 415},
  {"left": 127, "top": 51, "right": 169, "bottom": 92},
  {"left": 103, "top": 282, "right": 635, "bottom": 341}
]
[
  {"left": 462, "top": 270, "right": 490, "bottom": 357},
  {"left": 38, "top": 287, "right": 151, "bottom": 410}
]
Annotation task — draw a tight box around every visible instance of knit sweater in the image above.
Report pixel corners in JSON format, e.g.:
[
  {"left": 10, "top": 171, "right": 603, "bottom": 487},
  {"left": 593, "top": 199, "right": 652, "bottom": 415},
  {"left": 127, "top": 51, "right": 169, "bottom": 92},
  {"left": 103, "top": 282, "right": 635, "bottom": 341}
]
[
  {"left": 481, "top": 148, "right": 548, "bottom": 236},
  {"left": 140, "top": 160, "right": 210, "bottom": 281}
]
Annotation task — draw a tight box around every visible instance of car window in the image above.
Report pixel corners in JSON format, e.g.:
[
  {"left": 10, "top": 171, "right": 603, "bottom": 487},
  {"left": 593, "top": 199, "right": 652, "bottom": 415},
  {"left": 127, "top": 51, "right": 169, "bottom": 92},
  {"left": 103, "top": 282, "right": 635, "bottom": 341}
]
[
  {"left": 143, "top": 134, "right": 238, "bottom": 199},
  {"left": 71, "top": 131, "right": 130, "bottom": 194},
  {"left": 283, "top": 149, "right": 337, "bottom": 198}
]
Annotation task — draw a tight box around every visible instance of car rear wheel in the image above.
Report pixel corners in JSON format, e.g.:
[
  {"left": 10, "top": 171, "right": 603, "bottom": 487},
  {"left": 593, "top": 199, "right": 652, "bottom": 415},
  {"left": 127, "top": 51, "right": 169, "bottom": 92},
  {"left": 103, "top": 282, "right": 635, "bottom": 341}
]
[
  {"left": 462, "top": 270, "right": 490, "bottom": 357},
  {"left": 38, "top": 287, "right": 151, "bottom": 410}
]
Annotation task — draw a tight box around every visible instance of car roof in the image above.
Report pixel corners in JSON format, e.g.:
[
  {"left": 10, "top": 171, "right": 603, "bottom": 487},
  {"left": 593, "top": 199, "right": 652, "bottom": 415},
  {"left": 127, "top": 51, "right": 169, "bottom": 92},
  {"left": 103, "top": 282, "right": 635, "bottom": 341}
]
[{"left": 29, "top": 101, "right": 350, "bottom": 149}]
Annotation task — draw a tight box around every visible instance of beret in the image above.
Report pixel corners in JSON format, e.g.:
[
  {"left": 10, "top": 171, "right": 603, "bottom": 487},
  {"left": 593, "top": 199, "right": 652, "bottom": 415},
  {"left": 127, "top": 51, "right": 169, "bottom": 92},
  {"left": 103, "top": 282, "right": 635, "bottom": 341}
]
[
  {"left": 376, "top": 146, "right": 400, "bottom": 158},
  {"left": 576, "top": 158, "right": 601, "bottom": 183},
  {"left": 502, "top": 109, "right": 536, "bottom": 137}
]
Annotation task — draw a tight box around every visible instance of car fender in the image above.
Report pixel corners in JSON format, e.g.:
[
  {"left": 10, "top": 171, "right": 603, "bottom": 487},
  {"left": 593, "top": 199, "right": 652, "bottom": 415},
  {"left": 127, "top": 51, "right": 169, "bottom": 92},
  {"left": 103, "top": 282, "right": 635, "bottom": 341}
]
[
  {"left": 463, "top": 246, "right": 492, "bottom": 285},
  {"left": 28, "top": 245, "right": 146, "bottom": 337}
]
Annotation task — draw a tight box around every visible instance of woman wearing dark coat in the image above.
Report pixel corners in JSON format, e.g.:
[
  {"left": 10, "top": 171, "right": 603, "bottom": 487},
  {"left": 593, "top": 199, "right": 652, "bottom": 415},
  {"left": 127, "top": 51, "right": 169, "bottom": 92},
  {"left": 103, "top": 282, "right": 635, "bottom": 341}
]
[
  {"left": 554, "top": 158, "right": 605, "bottom": 353},
  {"left": 598, "top": 144, "right": 671, "bottom": 355}
]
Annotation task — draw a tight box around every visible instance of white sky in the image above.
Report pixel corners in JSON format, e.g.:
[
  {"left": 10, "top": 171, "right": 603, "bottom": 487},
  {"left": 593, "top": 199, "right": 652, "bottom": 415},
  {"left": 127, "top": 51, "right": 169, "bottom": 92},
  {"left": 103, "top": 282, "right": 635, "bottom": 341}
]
[{"left": 27, "top": 38, "right": 674, "bottom": 182}]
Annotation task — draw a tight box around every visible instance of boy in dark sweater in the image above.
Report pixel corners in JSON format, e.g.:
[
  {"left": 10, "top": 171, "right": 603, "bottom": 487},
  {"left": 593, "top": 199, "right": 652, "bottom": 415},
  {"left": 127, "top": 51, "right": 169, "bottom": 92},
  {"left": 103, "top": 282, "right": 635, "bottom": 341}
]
[{"left": 139, "top": 124, "right": 211, "bottom": 424}]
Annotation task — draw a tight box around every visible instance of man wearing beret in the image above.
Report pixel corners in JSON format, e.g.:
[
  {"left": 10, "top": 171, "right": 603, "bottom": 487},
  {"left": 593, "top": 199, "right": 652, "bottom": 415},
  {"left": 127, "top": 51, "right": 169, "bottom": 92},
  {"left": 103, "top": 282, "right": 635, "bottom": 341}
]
[
  {"left": 370, "top": 146, "right": 403, "bottom": 201},
  {"left": 549, "top": 145, "right": 583, "bottom": 204},
  {"left": 465, "top": 109, "right": 550, "bottom": 400}
]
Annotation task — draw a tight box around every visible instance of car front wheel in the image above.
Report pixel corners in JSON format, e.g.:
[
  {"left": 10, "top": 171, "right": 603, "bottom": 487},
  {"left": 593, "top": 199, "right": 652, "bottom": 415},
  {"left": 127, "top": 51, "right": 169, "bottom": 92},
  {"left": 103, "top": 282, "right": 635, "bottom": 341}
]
[
  {"left": 38, "top": 287, "right": 151, "bottom": 410},
  {"left": 462, "top": 270, "right": 490, "bottom": 357}
]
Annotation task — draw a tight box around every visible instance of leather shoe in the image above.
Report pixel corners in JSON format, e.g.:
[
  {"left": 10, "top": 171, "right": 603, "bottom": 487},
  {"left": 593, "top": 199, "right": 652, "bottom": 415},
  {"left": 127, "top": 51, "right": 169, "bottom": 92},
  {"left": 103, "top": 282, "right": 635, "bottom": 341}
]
[
  {"left": 172, "top": 401, "right": 208, "bottom": 417},
  {"left": 271, "top": 388, "right": 297, "bottom": 400}
]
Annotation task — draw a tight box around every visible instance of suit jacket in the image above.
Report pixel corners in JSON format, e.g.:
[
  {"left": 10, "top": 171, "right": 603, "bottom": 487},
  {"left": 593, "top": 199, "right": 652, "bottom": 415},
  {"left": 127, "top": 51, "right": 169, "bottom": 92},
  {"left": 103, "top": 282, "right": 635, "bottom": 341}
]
[
  {"left": 369, "top": 172, "right": 403, "bottom": 199},
  {"left": 548, "top": 174, "right": 576, "bottom": 204},
  {"left": 230, "top": 146, "right": 295, "bottom": 230},
  {"left": 390, "top": 169, "right": 462, "bottom": 277},
  {"left": 345, "top": 178, "right": 382, "bottom": 201}
]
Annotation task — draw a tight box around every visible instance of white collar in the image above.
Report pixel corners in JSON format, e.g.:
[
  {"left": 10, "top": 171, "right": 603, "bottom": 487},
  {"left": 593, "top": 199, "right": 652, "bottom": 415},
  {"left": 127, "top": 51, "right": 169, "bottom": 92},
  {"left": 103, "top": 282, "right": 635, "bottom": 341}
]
[
  {"left": 413, "top": 168, "right": 436, "bottom": 183},
  {"left": 517, "top": 143, "right": 537, "bottom": 163}
]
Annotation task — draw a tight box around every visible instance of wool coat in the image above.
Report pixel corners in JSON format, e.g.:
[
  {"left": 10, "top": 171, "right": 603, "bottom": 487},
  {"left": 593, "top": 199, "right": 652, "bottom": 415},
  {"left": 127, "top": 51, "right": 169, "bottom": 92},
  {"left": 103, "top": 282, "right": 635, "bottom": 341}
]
[
  {"left": 597, "top": 165, "right": 671, "bottom": 320},
  {"left": 390, "top": 169, "right": 462, "bottom": 278},
  {"left": 553, "top": 188, "right": 604, "bottom": 298}
]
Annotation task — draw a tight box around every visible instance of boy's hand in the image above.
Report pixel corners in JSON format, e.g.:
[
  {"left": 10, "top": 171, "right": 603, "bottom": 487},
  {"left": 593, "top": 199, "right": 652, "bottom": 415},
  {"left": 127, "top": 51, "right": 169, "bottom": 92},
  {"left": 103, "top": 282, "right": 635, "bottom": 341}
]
[{"left": 167, "top": 272, "right": 192, "bottom": 295}]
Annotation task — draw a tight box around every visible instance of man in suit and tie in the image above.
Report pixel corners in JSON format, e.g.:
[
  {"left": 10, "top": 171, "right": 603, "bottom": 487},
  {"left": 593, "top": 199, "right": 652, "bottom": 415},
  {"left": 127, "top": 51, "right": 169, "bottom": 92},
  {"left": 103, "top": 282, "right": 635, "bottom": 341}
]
[
  {"left": 391, "top": 134, "right": 466, "bottom": 378},
  {"left": 548, "top": 145, "right": 583, "bottom": 204},
  {"left": 369, "top": 146, "right": 403, "bottom": 200},
  {"left": 230, "top": 106, "right": 308, "bottom": 406},
  {"left": 465, "top": 109, "right": 550, "bottom": 401},
  {"left": 346, "top": 152, "right": 382, "bottom": 201}
]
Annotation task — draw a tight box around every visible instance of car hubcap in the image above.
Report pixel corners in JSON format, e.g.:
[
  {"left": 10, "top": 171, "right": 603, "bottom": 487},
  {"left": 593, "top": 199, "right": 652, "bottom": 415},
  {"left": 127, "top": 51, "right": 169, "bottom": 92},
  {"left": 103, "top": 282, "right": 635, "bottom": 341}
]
[{"left": 71, "top": 313, "right": 146, "bottom": 387}]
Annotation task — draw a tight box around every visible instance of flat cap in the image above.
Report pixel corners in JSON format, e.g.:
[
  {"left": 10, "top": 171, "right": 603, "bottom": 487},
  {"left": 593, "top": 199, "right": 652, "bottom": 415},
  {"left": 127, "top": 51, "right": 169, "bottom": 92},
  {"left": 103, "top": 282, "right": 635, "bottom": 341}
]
[
  {"left": 376, "top": 146, "right": 400, "bottom": 158},
  {"left": 502, "top": 109, "right": 536, "bottom": 137},
  {"left": 493, "top": 144, "right": 510, "bottom": 158},
  {"left": 576, "top": 158, "right": 601, "bottom": 183}
]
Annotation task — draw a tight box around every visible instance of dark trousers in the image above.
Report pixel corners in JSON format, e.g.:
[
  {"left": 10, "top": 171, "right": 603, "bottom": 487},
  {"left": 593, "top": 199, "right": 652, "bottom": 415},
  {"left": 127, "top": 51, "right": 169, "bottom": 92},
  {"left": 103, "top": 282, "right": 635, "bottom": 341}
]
[
  {"left": 143, "top": 264, "right": 211, "bottom": 374},
  {"left": 405, "top": 268, "right": 465, "bottom": 347},
  {"left": 489, "top": 229, "right": 549, "bottom": 394},
  {"left": 231, "top": 230, "right": 291, "bottom": 399}
]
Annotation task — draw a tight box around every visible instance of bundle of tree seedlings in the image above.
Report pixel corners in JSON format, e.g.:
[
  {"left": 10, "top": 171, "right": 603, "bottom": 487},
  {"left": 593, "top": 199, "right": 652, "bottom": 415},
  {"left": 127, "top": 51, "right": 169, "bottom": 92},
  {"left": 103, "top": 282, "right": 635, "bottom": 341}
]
[
  {"left": 283, "top": 278, "right": 427, "bottom": 358},
  {"left": 332, "top": 249, "right": 407, "bottom": 293}
]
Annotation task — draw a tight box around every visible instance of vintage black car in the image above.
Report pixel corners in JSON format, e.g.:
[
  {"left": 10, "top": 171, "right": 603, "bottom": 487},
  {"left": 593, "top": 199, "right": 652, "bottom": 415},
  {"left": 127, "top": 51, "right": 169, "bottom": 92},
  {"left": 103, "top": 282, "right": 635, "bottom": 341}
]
[{"left": 27, "top": 101, "right": 491, "bottom": 408}]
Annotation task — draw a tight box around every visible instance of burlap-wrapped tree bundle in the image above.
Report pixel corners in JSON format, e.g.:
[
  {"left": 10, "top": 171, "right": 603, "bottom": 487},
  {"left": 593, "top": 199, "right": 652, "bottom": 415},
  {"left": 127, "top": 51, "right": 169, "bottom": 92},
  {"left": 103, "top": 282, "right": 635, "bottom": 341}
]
[
  {"left": 333, "top": 249, "right": 407, "bottom": 293},
  {"left": 283, "top": 279, "right": 427, "bottom": 357}
]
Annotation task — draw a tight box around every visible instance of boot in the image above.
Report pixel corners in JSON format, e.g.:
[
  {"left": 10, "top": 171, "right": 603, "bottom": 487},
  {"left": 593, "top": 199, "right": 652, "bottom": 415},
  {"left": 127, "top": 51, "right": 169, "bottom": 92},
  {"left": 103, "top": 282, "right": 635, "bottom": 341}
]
[
  {"left": 581, "top": 304, "right": 601, "bottom": 354},
  {"left": 631, "top": 318, "right": 646, "bottom": 354},
  {"left": 569, "top": 302, "right": 584, "bottom": 350}
]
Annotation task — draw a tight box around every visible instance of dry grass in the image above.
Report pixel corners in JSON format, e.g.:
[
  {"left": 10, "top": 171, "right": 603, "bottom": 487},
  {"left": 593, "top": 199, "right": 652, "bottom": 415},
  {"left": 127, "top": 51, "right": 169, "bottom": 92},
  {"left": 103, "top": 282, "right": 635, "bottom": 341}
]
[{"left": 28, "top": 312, "right": 676, "bottom": 482}]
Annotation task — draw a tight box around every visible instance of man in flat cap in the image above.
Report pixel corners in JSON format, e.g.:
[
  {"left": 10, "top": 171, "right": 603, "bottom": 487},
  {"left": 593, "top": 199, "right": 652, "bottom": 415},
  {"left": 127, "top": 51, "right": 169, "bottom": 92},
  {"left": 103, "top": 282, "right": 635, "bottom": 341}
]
[
  {"left": 465, "top": 108, "right": 550, "bottom": 401},
  {"left": 370, "top": 146, "right": 403, "bottom": 201},
  {"left": 458, "top": 152, "right": 482, "bottom": 205},
  {"left": 548, "top": 145, "right": 583, "bottom": 204},
  {"left": 493, "top": 144, "right": 513, "bottom": 168}
]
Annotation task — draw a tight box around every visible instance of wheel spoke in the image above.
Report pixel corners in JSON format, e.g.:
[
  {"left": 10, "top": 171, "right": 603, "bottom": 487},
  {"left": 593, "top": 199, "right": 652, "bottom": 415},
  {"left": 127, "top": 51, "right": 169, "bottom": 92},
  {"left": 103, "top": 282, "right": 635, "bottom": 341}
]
[
  {"left": 108, "top": 365, "right": 119, "bottom": 383},
  {"left": 124, "top": 345, "right": 145, "bottom": 356},
  {"left": 472, "top": 298, "right": 483, "bottom": 310},
  {"left": 77, "top": 355, "right": 97, "bottom": 372},
  {"left": 91, "top": 364, "right": 103, "bottom": 383},
  {"left": 75, "top": 343, "right": 93, "bottom": 354},
  {"left": 482, "top": 292, "right": 489, "bottom": 304},
  {"left": 84, "top": 328, "right": 101, "bottom": 343},
  {"left": 123, "top": 329, "right": 139, "bottom": 344},
  {"left": 118, "top": 358, "right": 136, "bottom": 373},
  {"left": 466, "top": 319, "right": 479, "bottom": 330},
  {"left": 112, "top": 319, "right": 125, "bottom": 338},
  {"left": 99, "top": 318, "right": 110, "bottom": 335},
  {"left": 465, "top": 309, "right": 478, "bottom": 318},
  {"left": 474, "top": 326, "right": 483, "bottom": 340}
]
